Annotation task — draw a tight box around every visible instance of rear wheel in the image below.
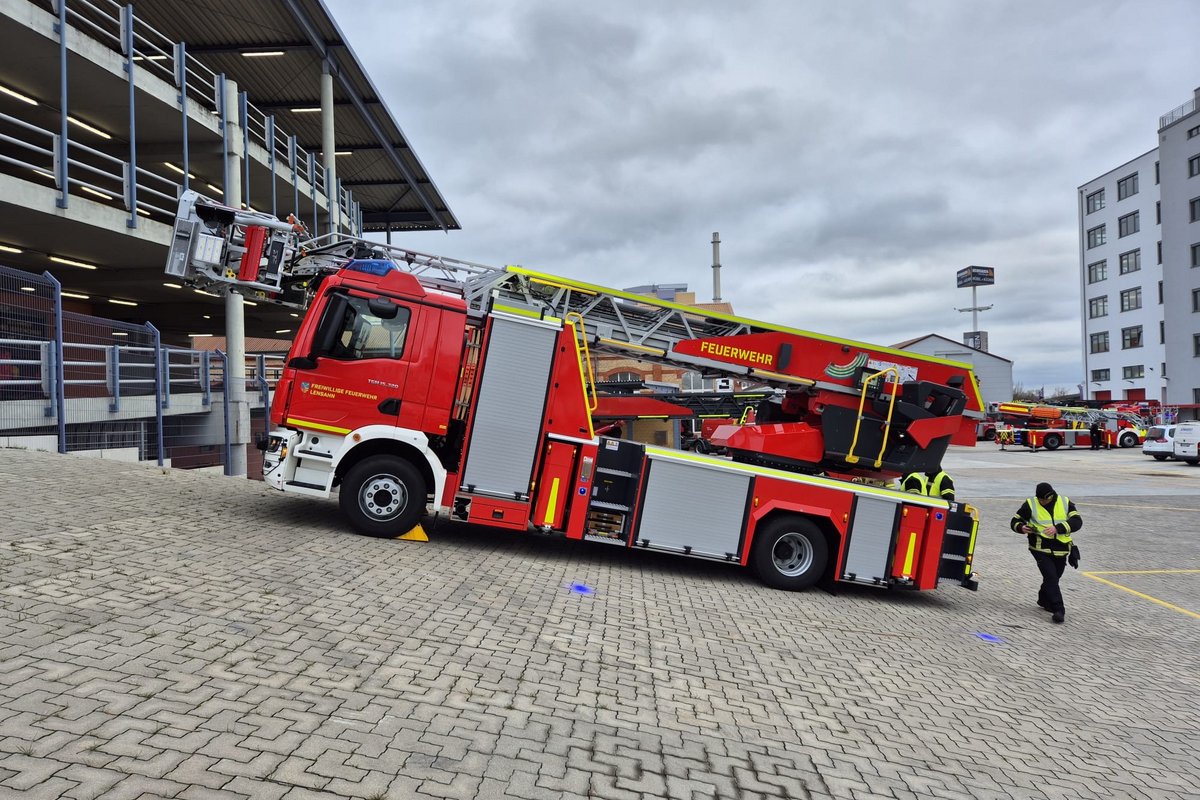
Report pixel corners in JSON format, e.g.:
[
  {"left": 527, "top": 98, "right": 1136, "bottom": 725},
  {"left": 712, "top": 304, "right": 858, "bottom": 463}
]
[
  {"left": 1042, "top": 433, "right": 1062, "bottom": 451},
  {"left": 339, "top": 455, "right": 427, "bottom": 538},
  {"left": 751, "top": 517, "right": 829, "bottom": 591},
  {"left": 1119, "top": 431, "right": 1138, "bottom": 448},
  {"left": 1153, "top": 454, "right": 1168, "bottom": 461}
]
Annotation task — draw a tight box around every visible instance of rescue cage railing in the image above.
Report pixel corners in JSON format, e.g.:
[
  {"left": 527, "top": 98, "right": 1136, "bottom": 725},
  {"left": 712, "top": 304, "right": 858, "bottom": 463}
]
[
  {"left": 2, "top": 0, "right": 357, "bottom": 235},
  {"left": 0, "top": 265, "right": 281, "bottom": 472}
]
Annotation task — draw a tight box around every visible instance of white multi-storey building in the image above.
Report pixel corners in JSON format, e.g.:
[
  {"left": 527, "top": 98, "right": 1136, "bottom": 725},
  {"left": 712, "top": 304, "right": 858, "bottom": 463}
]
[
  {"left": 1079, "top": 87, "right": 1200, "bottom": 412},
  {"left": 1078, "top": 150, "right": 1162, "bottom": 404},
  {"left": 1159, "top": 91, "right": 1200, "bottom": 408}
]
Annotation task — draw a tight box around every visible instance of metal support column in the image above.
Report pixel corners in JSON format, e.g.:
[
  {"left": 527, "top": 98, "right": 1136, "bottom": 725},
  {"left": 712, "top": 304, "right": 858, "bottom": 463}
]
[
  {"left": 148, "top": 323, "right": 164, "bottom": 466},
  {"left": 240, "top": 91, "right": 250, "bottom": 204},
  {"left": 174, "top": 42, "right": 190, "bottom": 191},
  {"left": 321, "top": 63, "right": 337, "bottom": 234},
  {"left": 266, "top": 114, "right": 277, "bottom": 216},
  {"left": 54, "top": 0, "right": 69, "bottom": 209},
  {"left": 222, "top": 76, "right": 248, "bottom": 477},
  {"left": 122, "top": 4, "right": 138, "bottom": 227},
  {"left": 45, "top": 272, "right": 67, "bottom": 453}
]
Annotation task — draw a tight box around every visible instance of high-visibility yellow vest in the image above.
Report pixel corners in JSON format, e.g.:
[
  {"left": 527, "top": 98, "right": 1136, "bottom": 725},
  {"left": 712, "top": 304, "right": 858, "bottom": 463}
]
[
  {"left": 904, "top": 471, "right": 952, "bottom": 500},
  {"left": 1028, "top": 496, "right": 1074, "bottom": 555}
]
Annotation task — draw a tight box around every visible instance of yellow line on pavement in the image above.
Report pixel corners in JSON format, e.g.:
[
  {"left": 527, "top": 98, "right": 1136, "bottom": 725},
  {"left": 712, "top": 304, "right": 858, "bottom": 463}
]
[
  {"left": 1082, "top": 502, "right": 1200, "bottom": 512},
  {"left": 1086, "top": 569, "right": 1200, "bottom": 575},
  {"left": 1081, "top": 573, "right": 1200, "bottom": 620}
]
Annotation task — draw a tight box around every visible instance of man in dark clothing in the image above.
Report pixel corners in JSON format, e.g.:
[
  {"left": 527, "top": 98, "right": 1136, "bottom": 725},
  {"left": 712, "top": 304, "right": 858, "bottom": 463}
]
[
  {"left": 901, "top": 468, "right": 955, "bottom": 502},
  {"left": 1010, "top": 482, "right": 1082, "bottom": 623},
  {"left": 1089, "top": 421, "right": 1102, "bottom": 450}
]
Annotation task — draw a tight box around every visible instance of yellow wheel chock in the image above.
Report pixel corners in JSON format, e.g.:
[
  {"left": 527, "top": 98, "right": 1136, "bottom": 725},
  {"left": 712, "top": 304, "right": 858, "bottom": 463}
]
[{"left": 395, "top": 523, "right": 429, "bottom": 542}]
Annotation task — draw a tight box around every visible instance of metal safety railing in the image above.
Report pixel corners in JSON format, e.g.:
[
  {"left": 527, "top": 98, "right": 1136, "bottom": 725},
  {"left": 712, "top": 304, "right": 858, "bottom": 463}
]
[
  {"left": 5, "top": 0, "right": 359, "bottom": 235},
  {"left": 1, "top": 264, "right": 283, "bottom": 475}
]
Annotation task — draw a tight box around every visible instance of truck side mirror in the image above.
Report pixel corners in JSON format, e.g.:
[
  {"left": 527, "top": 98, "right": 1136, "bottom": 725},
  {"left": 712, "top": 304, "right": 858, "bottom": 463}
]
[
  {"left": 368, "top": 296, "right": 399, "bottom": 320},
  {"left": 288, "top": 356, "right": 317, "bottom": 370}
]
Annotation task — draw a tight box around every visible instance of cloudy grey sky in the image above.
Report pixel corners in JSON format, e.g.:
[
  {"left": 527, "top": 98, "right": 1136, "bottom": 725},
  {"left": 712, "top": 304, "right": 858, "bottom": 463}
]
[{"left": 326, "top": 0, "right": 1198, "bottom": 390}]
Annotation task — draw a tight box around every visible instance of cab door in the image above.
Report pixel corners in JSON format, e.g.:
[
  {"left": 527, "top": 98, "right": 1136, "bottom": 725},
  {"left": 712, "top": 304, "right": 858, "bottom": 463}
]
[{"left": 282, "top": 289, "right": 418, "bottom": 435}]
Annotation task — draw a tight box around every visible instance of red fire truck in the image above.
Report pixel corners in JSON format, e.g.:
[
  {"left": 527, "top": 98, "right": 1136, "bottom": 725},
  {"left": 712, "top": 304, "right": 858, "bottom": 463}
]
[{"left": 165, "top": 192, "right": 984, "bottom": 592}]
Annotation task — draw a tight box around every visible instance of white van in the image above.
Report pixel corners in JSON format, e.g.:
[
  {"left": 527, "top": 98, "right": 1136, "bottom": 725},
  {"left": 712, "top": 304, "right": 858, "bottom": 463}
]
[
  {"left": 1143, "top": 425, "right": 1177, "bottom": 460},
  {"left": 1173, "top": 422, "right": 1200, "bottom": 465}
]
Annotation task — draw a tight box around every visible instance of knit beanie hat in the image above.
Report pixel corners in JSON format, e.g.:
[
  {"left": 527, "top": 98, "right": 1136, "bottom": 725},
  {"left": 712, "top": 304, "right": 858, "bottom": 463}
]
[{"left": 1035, "top": 482, "right": 1055, "bottom": 499}]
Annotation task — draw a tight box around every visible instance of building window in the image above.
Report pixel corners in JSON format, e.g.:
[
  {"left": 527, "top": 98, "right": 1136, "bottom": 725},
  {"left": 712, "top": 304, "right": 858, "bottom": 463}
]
[
  {"left": 1085, "top": 189, "right": 1105, "bottom": 214},
  {"left": 1195, "top": 334, "right": 1200, "bottom": 358},
  {"left": 1192, "top": 197, "right": 1200, "bottom": 222},
  {"left": 1118, "top": 212, "right": 1139, "bottom": 238},
  {"left": 1194, "top": 289, "right": 1200, "bottom": 312},
  {"left": 1159, "top": 280, "right": 1164, "bottom": 304},
  {"left": 1191, "top": 155, "right": 1200, "bottom": 177},
  {"left": 1162, "top": 362, "right": 1167, "bottom": 378},
  {"left": 1087, "top": 260, "right": 1107, "bottom": 283},
  {"left": 1121, "top": 326, "right": 1143, "bottom": 349},
  {"left": 1087, "top": 225, "right": 1106, "bottom": 249},
  {"left": 1193, "top": 243, "right": 1200, "bottom": 267},
  {"left": 1155, "top": 161, "right": 1160, "bottom": 184},
  {"left": 1157, "top": 201, "right": 1162, "bottom": 225},
  {"left": 1120, "top": 288, "right": 1142, "bottom": 312},
  {"left": 1123, "top": 365, "right": 1144, "bottom": 379},
  {"left": 1194, "top": 388, "right": 1200, "bottom": 403},
  {"left": 1159, "top": 241, "right": 1163, "bottom": 264},
  {"left": 1091, "top": 368, "right": 1110, "bottom": 382},
  {"left": 1117, "top": 173, "right": 1138, "bottom": 200},
  {"left": 1118, "top": 250, "right": 1140, "bottom": 274},
  {"left": 1090, "top": 331, "right": 1109, "bottom": 353},
  {"left": 1089, "top": 296, "right": 1108, "bottom": 318},
  {"left": 1160, "top": 320, "right": 1166, "bottom": 343},
  {"left": 1191, "top": 125, "right": 1200, "bottom": 139}
]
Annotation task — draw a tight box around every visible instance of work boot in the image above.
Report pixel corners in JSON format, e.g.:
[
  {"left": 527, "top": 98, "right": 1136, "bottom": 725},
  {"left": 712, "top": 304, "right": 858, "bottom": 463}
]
[{"left": 1052, "top": 611, "right": 1065, "bottom": 624}]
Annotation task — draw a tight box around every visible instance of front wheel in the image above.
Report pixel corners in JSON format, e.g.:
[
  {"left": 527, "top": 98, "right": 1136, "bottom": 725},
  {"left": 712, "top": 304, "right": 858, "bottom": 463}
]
[
  {"left": 339, "top": 455, "right": 427, "bottom": 538},
  {"left": 1042, "top": 433, "right": 1062, "bottom": 451},
  {"left": 1119, "top": 431, "right": 1138, "bottom": 448},
  {"left": 750, "top": 517, "right": 829, "bottom": 591}
]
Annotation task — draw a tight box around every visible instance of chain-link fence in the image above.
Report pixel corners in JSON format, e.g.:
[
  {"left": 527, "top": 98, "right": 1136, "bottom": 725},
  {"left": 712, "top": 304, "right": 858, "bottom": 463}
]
[{"left": 1, "top": 265, "right": 277, "bottom": 477}]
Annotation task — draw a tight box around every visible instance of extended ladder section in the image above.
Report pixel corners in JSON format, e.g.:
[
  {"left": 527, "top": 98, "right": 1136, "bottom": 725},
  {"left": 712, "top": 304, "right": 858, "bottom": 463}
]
[{"left": 165, "top": 191, "right": 984, "bottom": 415}]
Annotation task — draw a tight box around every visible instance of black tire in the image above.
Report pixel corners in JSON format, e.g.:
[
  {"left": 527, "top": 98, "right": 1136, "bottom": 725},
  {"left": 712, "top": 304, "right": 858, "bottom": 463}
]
[
  {"left": 983, "top": 429, "right": 996, "bottom": 442},
  {"left": 339, "top": 455, "right": 427, "bottom": 538},
  {"left": 1119, "top": 431, "right": 1138, "bottom": 448},
  {"left": 695, "top": 439, "right": 710, "bottom": 455},
  {"left": 750, "top": 517, "right": 829, "bottom": 591},
  {"left": 1043, "top": 433, "right": 1062, "bottom": 451},
  {"left": 1153, "top": 454, "right": 1168, "bottom": 461}
]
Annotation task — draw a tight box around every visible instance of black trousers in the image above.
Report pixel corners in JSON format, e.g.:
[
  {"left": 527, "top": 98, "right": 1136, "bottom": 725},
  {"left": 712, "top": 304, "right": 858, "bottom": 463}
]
[{"left": 1031, "top": 550, "right": 1068, "bottom": 612}]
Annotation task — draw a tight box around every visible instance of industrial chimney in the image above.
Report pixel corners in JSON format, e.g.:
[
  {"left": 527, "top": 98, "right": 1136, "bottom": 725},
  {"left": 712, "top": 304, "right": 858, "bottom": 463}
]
[{"left": 711, "top": 231, "right": 722, "bottom": 303}]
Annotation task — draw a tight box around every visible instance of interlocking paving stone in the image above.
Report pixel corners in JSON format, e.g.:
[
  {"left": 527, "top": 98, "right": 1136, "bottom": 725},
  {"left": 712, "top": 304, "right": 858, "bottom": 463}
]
[{"left": 0, "top": 446, "right": 1198, "bottom": 799}]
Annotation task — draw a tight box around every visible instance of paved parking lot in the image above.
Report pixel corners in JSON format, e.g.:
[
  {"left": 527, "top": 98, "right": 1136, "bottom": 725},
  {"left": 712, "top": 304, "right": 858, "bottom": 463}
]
[{"left": 0, "top": 443, "right": 1197, "bottom": 799}]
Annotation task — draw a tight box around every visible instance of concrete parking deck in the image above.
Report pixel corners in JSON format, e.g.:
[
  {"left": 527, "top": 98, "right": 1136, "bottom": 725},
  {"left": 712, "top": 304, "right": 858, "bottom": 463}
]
[{"left": 0, "top": 444, "right": 1197, "bottom": 799}]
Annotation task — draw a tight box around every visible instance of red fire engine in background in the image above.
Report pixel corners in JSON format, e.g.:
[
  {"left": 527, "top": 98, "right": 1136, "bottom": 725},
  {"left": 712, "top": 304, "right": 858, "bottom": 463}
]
[
  {"left": 991, "top": 402, "right": 1145, "bottom": 450},
  {"left": 165, "top": 192, "right": 984, "bottom": 592}
]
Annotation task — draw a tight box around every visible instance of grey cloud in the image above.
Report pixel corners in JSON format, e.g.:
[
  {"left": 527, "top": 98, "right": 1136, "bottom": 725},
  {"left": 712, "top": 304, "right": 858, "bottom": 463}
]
[{"left": 330, "top": 0, "right": 1200, "bottom": 388}]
